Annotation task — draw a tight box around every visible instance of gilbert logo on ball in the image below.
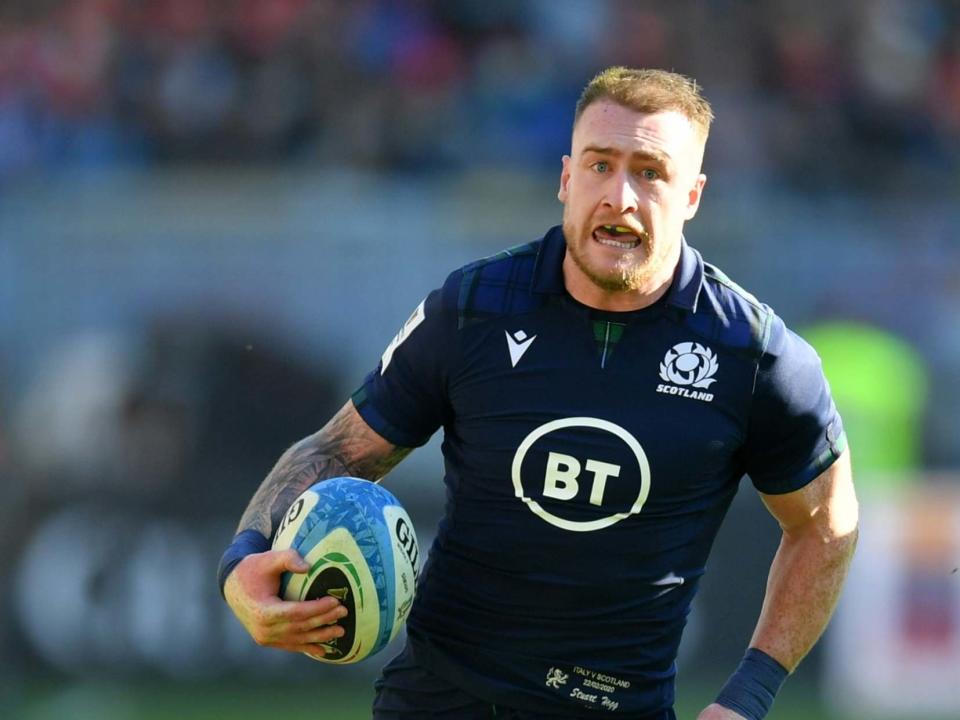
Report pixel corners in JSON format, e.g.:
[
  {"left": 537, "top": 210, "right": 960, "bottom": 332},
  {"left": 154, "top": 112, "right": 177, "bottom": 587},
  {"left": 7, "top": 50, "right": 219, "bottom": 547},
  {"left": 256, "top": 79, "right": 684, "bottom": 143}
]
[{"left": 271, "top": 477, "right": 420, "bottom": 664}]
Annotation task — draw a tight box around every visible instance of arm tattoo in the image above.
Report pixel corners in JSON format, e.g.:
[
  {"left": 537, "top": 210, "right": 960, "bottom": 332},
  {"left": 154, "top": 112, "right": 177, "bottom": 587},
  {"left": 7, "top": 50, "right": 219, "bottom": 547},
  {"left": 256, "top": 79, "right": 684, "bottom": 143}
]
[{"left": 236, "top": 402, "right": 412, "bottom": 539}]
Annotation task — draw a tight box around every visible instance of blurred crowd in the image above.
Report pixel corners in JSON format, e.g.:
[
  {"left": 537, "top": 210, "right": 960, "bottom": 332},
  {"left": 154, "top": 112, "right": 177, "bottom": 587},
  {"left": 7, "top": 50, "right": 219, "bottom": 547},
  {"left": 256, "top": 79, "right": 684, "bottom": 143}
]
[{"left": 1, "top": 0, "right": 959, "bottom": 191}]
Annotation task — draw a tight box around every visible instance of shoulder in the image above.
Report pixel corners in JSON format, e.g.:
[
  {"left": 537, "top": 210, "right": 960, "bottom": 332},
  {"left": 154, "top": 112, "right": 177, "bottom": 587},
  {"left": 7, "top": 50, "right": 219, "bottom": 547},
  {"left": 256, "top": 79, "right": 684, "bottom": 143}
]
[
  {"left": 682, "top": 260, "right": 778, "bottom": 360},
  {"left": 684, "top": 258, "right": 825, "bottom": 390},
  {"left": 387, "top": 238, "right": 547, "bottom": 358},
  {"left": 439, "top": 240, "right": 546, "bottom": 329}
]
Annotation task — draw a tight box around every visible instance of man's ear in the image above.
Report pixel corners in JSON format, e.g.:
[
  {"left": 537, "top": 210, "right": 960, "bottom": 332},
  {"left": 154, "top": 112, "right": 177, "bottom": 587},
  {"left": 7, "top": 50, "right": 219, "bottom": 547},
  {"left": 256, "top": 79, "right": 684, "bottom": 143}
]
[
  {"left": 685, "top": 173, "right": 707, "bottom": 220},
  {"left": 558, "top": 155, "right": 571, "bottom": 203}
]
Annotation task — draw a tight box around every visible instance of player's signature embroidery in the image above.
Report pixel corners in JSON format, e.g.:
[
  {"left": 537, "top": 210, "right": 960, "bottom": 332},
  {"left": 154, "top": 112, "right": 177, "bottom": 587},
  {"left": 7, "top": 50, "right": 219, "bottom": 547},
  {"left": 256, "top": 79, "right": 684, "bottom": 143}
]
[{"left": 545, "top": 667, "right": 569, "bottom": 689}]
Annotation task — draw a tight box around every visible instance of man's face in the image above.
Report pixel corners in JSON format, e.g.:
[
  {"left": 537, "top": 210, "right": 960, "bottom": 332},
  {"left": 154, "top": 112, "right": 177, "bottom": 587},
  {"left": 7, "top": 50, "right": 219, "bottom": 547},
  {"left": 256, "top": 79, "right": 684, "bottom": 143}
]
[{"left": 558, "top": 100, "right": 707, "bottom": 307}]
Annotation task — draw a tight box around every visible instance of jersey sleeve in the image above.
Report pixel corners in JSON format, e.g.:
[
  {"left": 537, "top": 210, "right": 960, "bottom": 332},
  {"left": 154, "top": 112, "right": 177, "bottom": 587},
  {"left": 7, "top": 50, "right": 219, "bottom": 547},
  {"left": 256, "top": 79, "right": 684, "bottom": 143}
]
[
  {"left": 351, "top": 276, "right": 458, "bottom": 448},
  {"left": 742, "top": 315, "right": 847, "bottom": 494}
]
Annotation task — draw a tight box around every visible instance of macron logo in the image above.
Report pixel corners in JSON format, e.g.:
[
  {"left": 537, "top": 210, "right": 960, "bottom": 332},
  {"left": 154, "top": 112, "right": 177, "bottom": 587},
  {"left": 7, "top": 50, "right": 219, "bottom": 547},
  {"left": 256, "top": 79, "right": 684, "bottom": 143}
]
[{"left": 506, "top": 329, "right": 536, "bottom": 367}]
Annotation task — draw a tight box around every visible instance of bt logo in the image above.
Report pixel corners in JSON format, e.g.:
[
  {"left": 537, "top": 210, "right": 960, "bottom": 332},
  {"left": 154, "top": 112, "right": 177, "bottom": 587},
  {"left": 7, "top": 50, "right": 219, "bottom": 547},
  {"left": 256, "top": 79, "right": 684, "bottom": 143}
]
[
  {"left": 543, "top": 452, "right": 621, "bottom": 506},
  {"left": 512, "top": 417, "right": 651, "bottom": 532}
]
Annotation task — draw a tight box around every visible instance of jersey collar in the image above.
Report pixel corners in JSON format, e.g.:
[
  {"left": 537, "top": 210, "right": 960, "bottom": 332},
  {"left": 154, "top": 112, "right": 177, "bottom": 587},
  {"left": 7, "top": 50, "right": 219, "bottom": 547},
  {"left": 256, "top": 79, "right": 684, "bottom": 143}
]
[{"left": 531, "top": 225, "right": 704, "bottom": 313}]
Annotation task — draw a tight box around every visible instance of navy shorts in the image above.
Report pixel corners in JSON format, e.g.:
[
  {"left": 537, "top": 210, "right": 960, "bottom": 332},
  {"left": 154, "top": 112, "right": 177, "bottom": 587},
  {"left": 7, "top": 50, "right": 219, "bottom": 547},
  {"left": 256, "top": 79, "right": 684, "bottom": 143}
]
[{"left": 372, "top": 644, "right": 676, "bottom": 720}]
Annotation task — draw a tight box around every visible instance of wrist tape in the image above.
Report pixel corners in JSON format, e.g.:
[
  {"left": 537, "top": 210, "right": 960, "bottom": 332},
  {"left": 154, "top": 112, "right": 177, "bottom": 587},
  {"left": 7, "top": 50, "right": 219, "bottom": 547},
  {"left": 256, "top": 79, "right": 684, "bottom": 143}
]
[
  {"left": 715, "top": 647, "right": 789, "bottom": 720},
  {"left": 217, "top": 529, "right": 270, "bottom": 598}
]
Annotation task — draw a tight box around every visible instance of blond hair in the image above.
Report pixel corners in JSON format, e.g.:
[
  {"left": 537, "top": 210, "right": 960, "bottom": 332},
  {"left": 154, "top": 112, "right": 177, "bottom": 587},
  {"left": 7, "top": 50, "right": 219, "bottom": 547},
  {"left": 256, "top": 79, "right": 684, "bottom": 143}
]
[{"left": 575, "top": 67, "right": 714, "bottom": 144}]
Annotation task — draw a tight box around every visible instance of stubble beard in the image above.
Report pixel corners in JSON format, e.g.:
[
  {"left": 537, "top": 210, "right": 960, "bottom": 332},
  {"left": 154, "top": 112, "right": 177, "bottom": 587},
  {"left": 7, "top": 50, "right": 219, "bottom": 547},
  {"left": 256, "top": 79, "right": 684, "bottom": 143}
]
[{"left": 563, "top": 219, "right": 657, "bottom": 293}]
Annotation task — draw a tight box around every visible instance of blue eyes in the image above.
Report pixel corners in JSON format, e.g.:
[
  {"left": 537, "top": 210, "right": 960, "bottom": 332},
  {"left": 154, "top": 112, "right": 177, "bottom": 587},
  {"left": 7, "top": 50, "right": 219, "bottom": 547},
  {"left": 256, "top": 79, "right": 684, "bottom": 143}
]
[{"left": 591, "top": 162, "right": 659, "bottom": 180}]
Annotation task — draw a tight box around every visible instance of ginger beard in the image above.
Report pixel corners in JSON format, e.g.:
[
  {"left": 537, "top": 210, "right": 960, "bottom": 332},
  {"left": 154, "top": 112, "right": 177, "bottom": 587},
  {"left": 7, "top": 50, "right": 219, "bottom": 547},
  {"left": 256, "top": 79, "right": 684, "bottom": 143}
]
[{"left": 562, "top": 210, "right": 663, "bottom": 294}]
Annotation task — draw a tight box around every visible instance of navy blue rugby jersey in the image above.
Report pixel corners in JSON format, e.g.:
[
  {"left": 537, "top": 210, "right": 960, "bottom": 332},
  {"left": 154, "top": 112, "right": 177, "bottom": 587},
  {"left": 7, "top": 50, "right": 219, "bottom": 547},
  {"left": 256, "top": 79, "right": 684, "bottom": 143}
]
[{"left": 352, "top": 225, "right": 846, "bottom": 716}]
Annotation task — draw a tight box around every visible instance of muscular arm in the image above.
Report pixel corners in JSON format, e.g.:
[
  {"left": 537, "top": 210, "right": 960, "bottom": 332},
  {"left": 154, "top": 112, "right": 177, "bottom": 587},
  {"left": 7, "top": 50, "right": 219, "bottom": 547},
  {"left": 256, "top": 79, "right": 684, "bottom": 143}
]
[
  {"left": 750, "top": 448, "right": 858, "bottom": 669},
  {"left": 236, "top": 399, "right": 412, "bottom": 540},
  {"left": 699, "top": 450, "right": 858, "bottom": 720}
]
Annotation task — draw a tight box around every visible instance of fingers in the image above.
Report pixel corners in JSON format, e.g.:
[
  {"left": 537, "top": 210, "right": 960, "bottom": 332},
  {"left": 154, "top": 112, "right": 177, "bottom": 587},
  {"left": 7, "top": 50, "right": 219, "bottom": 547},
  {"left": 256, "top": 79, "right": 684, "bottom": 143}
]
[
  {"left": 274, "top": 548, "right": 310, "bottom": 574},
  {"left": 225, "top": 547, "right": 353, "bottom": 653},
  {"left": 248, "top": 610, "right": 346, "bottom": 648},
  {"left": 300, "top": 646, "right": 331, "bottom": 661},
  {"left": 247, "top": 596, "right": 346, "bottom": 638},
  {"left": 299, "top": 624, "right": 347, "bottom": 645},
  {"left": 287, "top": 603, "right": 349, "bottom": 632},
  {"left": 275, "top": 595, "right": 344, "bottom": 622},
  {"left": 255, "top": 595, "right": 345, "bottom": 628},
  {"left": 249, "top": 547, "right": 309, "bottom": 575},
  {"left": 241, "top": 594, "right": 348, "bottom": 648},
  {"left": 273, "top": 623, "right": 346, "bottom": 647},
  {"left": 273, "top": 643, "right": 335, "bottom": 661},
  {"left": 227, "top": 549, "right": 306, "bottom": 606},
  {"left": 271, "top": 622, "right": 346, "bottom": 659}
]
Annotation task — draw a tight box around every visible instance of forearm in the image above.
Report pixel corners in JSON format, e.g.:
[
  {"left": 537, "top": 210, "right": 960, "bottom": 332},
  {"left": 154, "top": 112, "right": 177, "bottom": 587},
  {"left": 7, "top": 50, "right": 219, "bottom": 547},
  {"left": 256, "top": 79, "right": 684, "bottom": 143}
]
[
  {"left": 749, "top": 518, "right": 858, "bottom": 670},
  {"left": 695, "top": 535, "right": 855, "bottom": 720},
  {"left": 705, "top": 453, "right": 857, "bottom": 720},
  {"left": 235, "top": 401, "right": 411, "bottom": 539},
  {"left": 236, "top": 434, "right": 350, "bottom": 538}
]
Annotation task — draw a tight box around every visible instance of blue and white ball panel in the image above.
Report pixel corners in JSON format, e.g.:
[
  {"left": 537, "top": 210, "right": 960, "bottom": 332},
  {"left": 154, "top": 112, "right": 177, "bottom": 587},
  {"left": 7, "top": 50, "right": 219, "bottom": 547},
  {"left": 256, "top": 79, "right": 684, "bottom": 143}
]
[
  {"left": 270, "top": 477, "right": 419, "bottom": 664},
  {"left": 271, "top": 486, "right": 321, "bottom": 556}
]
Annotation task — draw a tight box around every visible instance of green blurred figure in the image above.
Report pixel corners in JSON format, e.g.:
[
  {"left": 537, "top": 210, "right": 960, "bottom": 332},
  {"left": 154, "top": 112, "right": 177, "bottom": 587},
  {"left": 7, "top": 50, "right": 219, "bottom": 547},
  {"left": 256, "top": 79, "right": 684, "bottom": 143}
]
[{"left": 804, "top": 321, "right": 928, "bottom": 487}]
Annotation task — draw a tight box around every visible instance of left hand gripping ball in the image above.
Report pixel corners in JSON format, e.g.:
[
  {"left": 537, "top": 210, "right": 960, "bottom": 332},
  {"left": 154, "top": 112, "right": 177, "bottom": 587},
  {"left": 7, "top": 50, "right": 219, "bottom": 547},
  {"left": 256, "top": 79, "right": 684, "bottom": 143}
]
[{"left": 271, "top": 477, "right": 420, "bottom": 664}]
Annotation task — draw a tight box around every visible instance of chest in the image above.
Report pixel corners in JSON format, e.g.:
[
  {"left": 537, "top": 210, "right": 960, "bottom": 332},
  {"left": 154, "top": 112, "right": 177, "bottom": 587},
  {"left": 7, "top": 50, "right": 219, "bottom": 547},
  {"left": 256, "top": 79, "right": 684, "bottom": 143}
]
[{"left": 445, "top": 309, "right": 756, "bottom": 525}]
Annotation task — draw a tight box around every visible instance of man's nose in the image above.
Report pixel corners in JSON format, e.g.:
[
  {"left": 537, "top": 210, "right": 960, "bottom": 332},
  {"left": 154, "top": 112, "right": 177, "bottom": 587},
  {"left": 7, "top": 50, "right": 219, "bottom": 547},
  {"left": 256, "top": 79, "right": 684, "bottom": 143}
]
[{"left": 603, "top": 173, "right": 639, "bottom": 214}]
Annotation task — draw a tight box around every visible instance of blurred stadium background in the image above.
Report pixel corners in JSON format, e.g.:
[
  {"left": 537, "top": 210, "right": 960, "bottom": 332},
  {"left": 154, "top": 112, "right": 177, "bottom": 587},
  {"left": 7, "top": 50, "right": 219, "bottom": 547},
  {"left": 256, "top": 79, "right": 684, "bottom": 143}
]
[{"left": 2, "top": 1, "right": 959, "bottom": 718}]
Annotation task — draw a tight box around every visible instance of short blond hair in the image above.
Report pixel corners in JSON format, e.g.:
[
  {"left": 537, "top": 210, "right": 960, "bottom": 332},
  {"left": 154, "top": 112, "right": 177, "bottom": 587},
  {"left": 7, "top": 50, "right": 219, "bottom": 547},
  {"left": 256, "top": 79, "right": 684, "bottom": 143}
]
[{"left": 575, "top": 67, "right": 714, "bottom": 144}]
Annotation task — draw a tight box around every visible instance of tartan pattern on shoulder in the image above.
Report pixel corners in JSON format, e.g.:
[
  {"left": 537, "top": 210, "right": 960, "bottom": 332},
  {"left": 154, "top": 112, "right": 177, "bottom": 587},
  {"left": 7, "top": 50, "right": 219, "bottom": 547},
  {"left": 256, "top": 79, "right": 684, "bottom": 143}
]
[
  {"left": 685, "top": 263, "right": 774, "bottom": 358},
  {"left": 456, "top": 242, "right": 543, "bottom": 329}
]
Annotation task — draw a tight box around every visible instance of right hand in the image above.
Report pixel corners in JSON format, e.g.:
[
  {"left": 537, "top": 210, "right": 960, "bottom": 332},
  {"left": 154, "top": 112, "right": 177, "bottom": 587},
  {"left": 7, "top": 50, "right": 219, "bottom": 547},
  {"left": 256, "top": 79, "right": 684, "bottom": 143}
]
[{"left": 224, "top": 548, "right": 348, "bottom": 660}]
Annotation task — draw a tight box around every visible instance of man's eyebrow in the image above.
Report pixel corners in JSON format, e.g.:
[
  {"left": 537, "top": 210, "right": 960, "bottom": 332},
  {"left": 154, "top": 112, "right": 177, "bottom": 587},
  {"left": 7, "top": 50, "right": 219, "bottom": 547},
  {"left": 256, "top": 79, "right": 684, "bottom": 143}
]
[{"left": 581, "top": 145, "right": 671, "bottom": 165}]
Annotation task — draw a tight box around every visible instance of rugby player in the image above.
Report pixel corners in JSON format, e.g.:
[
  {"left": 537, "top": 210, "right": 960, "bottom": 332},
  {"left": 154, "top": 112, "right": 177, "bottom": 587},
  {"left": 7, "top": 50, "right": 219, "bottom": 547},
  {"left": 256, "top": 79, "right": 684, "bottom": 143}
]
[{"left": 219, "top": 67, "right": 859, "bottom": 720}]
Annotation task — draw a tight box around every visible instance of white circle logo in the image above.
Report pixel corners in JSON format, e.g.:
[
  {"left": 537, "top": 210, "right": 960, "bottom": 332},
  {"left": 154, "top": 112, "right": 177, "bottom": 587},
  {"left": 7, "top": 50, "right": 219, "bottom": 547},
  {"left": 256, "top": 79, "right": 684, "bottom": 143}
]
[{"left": 511, "top": 417, "right": 650, "bottom": 532}]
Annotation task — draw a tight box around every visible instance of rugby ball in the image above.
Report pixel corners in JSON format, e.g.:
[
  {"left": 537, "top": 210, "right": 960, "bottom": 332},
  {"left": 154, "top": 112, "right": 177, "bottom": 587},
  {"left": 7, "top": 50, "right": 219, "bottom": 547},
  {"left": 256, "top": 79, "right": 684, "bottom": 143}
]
[{"left": 271, "top": 477, "right": 420, "bottom": 664}]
